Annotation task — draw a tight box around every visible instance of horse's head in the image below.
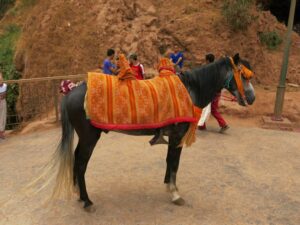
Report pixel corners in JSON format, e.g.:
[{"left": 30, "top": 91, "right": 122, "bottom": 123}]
[{"left": 224, "top": 53, "right": 255, "bottom": 106}]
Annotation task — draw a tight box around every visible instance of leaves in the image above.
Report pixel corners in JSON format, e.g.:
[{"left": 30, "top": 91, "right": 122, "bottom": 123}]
[
  {"left": 222, "top": 0, "right": 255, "bottom": 31},
  {"left": 0, "top": 24, "right": 21, "bottom": 129},
  {"left": 258, "top": 31, "right": 282, "bottom": 50},
  {"left": 0, "top": 0, "right": 15, "bottom": 18}
]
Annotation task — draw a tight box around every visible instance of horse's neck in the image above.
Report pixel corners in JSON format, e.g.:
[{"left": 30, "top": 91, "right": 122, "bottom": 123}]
[{"left": 181, "top": 68, "right": 225, "bottom": 109}]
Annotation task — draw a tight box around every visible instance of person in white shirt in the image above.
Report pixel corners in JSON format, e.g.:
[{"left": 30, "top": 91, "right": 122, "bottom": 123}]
[{"left": 0, "top": 72, "right": 7, "bottom": 139}]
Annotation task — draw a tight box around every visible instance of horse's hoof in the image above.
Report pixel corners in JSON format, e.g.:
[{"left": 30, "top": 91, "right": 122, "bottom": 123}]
[
  {"left": 84, "top": 203, "right": 96, "bottom": 213},
  {"left": 84, "top": 205, "right": 96, "bottom": 213},
  {"left": 165, "top": 184, "right": 170, "bottom": 192},
  {"left": 172, "top": 197, "right": 185, "bottom": 206}
]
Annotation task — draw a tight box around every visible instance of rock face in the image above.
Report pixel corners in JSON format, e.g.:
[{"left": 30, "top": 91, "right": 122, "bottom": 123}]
[
  {"left": 10, "top": 0, "right": 300, "bottom": 85},
  {"left": 1, "top": 0, "right": 300, "bottom": 118}
]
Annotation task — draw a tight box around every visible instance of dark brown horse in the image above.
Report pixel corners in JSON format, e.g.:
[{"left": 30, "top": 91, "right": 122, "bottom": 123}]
[{"left": 48, "top": 54, "right": 255, "bottom": 211}]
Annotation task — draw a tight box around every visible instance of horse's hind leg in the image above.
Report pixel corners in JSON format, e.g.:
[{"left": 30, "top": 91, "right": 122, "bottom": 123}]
[
  {"left": 76, "top": 128, "right": 101, "bottom": 210},
  {"left": 164, "top": 124, "right": 189, "bottom": 206},
  {"left": 73, "top": 142, "right": 80, "bottom": 193}
]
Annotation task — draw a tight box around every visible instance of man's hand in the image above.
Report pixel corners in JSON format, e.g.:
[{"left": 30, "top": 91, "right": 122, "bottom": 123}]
[
  {"left": 110, "top": 66, "right": 118, "bottom": 75},
  {"left": 176, "top": 57, "right": 183, "bottom": 65}
]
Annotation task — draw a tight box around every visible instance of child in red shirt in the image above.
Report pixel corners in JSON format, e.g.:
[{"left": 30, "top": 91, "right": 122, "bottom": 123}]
[{"left": 129, "top": 53, "right": 145, "bottom": 80}]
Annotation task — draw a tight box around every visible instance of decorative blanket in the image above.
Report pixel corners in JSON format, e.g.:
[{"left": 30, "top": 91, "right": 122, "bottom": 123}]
[
  {"left": 84, "top": 55, "right": 201, "bottom": 146},
  {"left": 85, "top": 73, "right": 199, "bottom": 130}
]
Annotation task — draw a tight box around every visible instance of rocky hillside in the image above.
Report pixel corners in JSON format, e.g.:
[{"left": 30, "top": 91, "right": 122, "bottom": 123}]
[{"left": 0, "top": 0, "right": 299, "bottom": 85}]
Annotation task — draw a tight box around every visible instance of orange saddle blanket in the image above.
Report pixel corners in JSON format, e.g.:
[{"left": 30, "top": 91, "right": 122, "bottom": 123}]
[{"left": 85, "top": 72, "right": 199, "bottom": 130}]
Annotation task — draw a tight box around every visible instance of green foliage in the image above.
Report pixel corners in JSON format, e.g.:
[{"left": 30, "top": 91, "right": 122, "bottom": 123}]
[
  {"left": 3, "top": 0, "right": 37, "bottom": 17},
  {"left": 0, "top": 0, "right": 15, "bottom": 18},
  {"left": 258, "top": 31, "right": 282, "bottom": 50},
  {"left": 0, "top": 24, "right": 21, "bottom": 128},
  {"left": 20, "top": 0, "right": 36, "bottom": 8},
  {"left": 222, "top": 0, "right": 255, "bottom": 31}
]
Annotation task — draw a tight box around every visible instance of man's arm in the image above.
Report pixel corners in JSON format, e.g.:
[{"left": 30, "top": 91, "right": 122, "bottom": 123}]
[
  {"left": 175, "top": 52, "right": 183, "bottom": 65},
  {"left": 109, "top": 66, "right": 118, "bottom": 74},
  {"left": 175, "top": 57, "right": 183, "bottom": 65},
  {"left": 106, "top": 60, "right": 118, "bottom": 75},
  {"left": 0, "top": 92, "right": 6, "bottom": 99},
  {"left": 140, "top": 64, "right": 145, "bottom": 78},
  {"left": 0, "top": 84, "right": 7, "bottom": 99}
]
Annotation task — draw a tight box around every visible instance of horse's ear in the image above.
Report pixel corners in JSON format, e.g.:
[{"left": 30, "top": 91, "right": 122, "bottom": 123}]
[{"left": 233, "top": 53, "right": 240, "bottom": 65}]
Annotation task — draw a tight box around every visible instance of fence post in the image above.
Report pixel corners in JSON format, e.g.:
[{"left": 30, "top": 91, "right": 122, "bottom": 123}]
[{"left": 52, "top": 80, "right": 59, "bottom": 122}]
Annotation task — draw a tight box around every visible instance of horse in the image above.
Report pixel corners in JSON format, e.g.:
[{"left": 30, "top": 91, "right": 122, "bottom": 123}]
[{"left": 49, "top": 53, "right": 255, "bottom": 211}]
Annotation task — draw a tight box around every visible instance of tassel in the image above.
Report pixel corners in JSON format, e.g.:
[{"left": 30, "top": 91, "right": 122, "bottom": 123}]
[{"left": 179, "top": 107, "right": 202, "bottom": 147}]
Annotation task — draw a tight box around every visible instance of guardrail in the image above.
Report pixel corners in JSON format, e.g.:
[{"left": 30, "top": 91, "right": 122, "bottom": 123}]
[
  {"left": 4, "top": 71, "right": 159, "bottom": 130},
  {"left": 5, "top": 74, "right": 86, "bottom": 129}
]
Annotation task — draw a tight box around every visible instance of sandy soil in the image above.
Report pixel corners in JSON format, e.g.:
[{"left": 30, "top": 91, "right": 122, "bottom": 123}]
[
  {"left": 220, "top": 86, "right": 300, "bottom": 128},
  {"left": 0, "top": 124, "right": 299, "bottom": 225}
]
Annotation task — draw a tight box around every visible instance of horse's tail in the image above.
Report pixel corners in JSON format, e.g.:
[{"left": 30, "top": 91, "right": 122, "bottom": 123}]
[
  {"left": 52, "top": 96, "right": 75, "bottom": 198},
  {"left": 24, "top": 96, "right": 75, "bottom": 199}
]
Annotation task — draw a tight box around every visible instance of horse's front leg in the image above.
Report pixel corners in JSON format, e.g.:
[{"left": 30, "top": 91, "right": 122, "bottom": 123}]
[{"left": 164, "top": 139, "right": 185, "bottom": 206}]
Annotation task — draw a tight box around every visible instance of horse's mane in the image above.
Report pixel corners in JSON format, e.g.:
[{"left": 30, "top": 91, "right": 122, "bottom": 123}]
[
  {"left": 240, "top": 59, "right": 252, "bottom": 70},
  {"left": 181, "top": 57, "right": 232, "bottom": 108}
]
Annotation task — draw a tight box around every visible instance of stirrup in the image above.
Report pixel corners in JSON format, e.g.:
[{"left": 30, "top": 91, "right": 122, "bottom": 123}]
[{"left": 149, "top": 129, "right": 168, "bottom": 145}]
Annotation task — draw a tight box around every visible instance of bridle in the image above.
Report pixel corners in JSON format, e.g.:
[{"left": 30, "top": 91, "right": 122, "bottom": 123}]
[{"left": 224, "top": 57, "right": 254, "bottom": 98}]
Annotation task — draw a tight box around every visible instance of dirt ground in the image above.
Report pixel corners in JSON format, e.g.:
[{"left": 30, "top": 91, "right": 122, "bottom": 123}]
[
  {"left": 220, "top": 86, "right": 300, "bottom": 128},
  {"left": 0, "top": 122, "right": 299, "bottom": 225}
]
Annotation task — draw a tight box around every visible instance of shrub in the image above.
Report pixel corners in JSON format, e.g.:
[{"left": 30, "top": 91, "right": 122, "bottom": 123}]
[
  {"left": 222, "top": 0, "right": 255, "bottom": 31},
  {"left": 258, "top": 31, "right": 282, "bottom": 50},
  {"left": 20, "top": 0, "right": 37, "bottom": 8},
  {"left": 0, "top": 0, "right": 15, "bottom": 18},
  {"left": 2, "top": 0, "right": 37, "bottom": 17},
  {"left": 0, "top": 24, "right": 21, "bottom": 129}
]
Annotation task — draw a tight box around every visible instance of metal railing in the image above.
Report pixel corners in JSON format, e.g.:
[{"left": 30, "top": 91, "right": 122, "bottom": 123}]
[
  {"left": 5, "top": 74, "right": 86, "bottom": 129},
  {"left": 4, "top": 71, "right": 160, "bottom": 130}
]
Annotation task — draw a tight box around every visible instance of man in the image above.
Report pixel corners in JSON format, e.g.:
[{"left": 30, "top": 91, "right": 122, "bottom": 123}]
[
  {"left": 199, "top": 54, "right": 229, "bottom": 133},
  {"left": 0, "top": 72, "right": 7, "bottom": 139},
  {"left": 170, "top": 45, "right": 184, "bottom": 74},
  {"left": 102, "top": 48, "right": 118, "bottom": 75},
  {"left": 128, "top": 53, "right": 145, "bottom": 80}
]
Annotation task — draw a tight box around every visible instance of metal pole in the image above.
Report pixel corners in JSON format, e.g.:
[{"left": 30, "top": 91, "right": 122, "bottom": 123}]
[{"left": 273, "top": 0, "right": 297, "bottom": 120}]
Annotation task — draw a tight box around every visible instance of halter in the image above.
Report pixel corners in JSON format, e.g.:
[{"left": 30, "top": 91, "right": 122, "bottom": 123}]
[
  {"left": 224, "top": 72, "right": 234, "bottom": 89},
  {"left": 227, "top": 57, "right": 254, "bottom": 98}
]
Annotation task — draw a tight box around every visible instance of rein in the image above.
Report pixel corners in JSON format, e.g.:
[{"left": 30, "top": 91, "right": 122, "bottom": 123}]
[{"left": 221, "top": 94, "right": 237, "bottom": 102}]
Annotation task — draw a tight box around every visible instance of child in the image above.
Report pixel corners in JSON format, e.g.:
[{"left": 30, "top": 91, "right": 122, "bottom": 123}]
[
  {"left": 102, "top": 49, "right": 118, "bottom": 75},
  {"left": 170, "top": 45, "right": 184, "bottom": 74},
  {"left": 128, "top": 53, "right": 145, "bottom": 80}
]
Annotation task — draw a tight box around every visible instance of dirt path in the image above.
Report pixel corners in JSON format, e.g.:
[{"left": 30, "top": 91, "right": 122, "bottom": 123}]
[{"left": 0, "top": 126, "right": 300, "bottom": 225}]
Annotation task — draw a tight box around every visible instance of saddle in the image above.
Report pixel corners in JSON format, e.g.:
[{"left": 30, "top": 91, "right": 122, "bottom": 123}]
[{"left": 85, "top": 55, "right": 201, "bottom": 147}]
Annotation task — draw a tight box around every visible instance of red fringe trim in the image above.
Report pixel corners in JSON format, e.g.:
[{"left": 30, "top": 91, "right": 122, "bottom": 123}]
[{"left": 90, "top": 117, "right": 197, "bottom": 130}]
